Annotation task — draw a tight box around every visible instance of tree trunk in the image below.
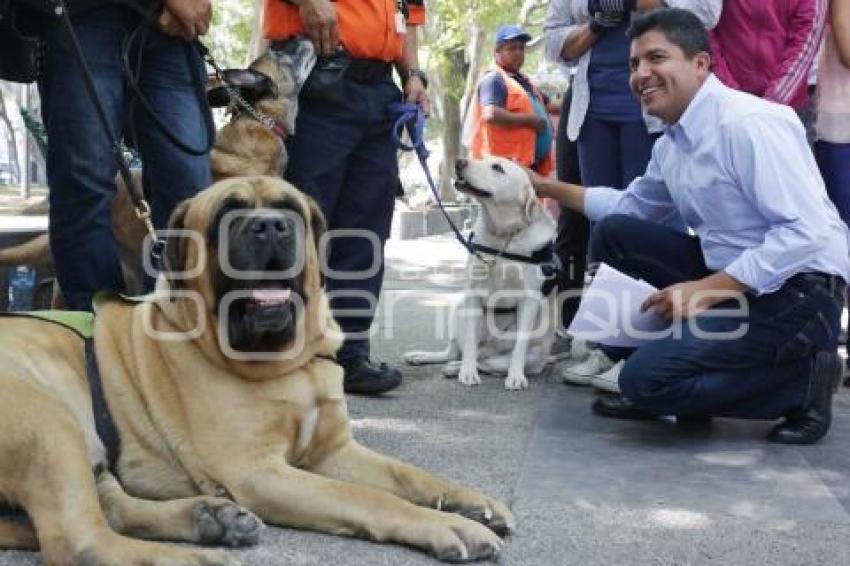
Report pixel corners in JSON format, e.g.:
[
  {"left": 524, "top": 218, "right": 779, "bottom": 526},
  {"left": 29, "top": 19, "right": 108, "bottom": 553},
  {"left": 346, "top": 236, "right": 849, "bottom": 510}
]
[
  {"left": 438, "top": 46, "right": 466, "bottom": 202},
  {"left": 246, "top": 0, "right": 268, "bottom": 63},
  {"left": 519, "top": 0, "right": 548, "bottom": 26},
  {"left": 0, "top": 86, "right": 21, "bottom": 184},
  {"left": 459, "top": 24, "right": 484, "bottom": 145}
]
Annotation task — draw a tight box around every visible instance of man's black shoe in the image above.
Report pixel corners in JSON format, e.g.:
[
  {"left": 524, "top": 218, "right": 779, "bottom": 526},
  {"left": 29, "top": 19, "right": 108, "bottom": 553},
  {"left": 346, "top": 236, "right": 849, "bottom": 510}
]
[
  {"left": 592, "top": 393, "right": 657, "bottom": 420},
  {"left": 768, "top": 351, "right": 842, "bottom": 445},
  {"left": 342, "top": 359, "right": 402, "bottom": 395}
]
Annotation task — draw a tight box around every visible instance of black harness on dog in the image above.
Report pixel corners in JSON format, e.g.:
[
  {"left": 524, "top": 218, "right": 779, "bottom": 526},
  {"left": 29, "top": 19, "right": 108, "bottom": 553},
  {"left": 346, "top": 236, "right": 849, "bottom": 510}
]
[
  {"left": 468, "top": 235, "right": 562, "bottom": 296},
  {"left": 0, "top": 311, "right": 121, "bottom": 471},
  {"left": 85, "top": 337, "right": 121, "bottom": 472}
]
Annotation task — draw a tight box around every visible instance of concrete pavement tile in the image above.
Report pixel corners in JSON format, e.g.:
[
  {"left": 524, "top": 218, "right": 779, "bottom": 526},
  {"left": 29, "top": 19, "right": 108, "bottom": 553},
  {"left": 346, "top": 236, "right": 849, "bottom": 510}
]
[
  {"left": 516, "top": 384, "right": 850, "bottom": 525},
  {"left": 501, "top": 499, "right": 849, "bottom": 565}
]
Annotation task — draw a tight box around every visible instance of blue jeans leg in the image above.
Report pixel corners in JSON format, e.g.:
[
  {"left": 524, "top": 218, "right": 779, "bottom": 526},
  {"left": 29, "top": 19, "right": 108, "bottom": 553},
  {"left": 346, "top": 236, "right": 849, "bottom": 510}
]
[
  {"left": 39, "top": 8, "right": 129, "bottom": 310},
  {"left": 577, "top": 117, "right": 656, "bottom": 190},
  {"left": 591, "top": 215, "right": 844, "bottom": 419},
  {"left": 589, "top": 214, "right": 709, "bottom": 361},
  {"left": 814, "top": 140, "right": 850, "bottom": 364},
  {"left": 618, "top": 121, "right": 657, "bottom": 188},
  {"left": 286, "top": 79, "right": 401, "bottom": 363},
  {"left": 578, "top": 117, "right": 621, "bottom": 188},
  {"left": 815, "top": 141, "right": 850, "bottom": 227},
  {"left": 589, "top": 214, "right": 709, "bottom": 287},
  {"left": 134, "top": 30, "right": 212, "bottom": 232}
]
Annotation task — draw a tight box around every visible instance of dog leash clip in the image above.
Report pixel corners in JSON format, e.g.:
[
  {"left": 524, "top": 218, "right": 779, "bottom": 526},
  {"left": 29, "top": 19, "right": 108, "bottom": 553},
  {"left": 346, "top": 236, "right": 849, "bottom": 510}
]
[{"left": 149, "top": 238, "right": 167, "bottom": 273}]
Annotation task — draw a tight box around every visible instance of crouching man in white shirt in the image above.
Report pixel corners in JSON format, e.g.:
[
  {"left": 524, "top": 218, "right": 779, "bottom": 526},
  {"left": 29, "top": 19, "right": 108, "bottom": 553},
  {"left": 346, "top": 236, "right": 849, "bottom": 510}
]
[{"left": 530, "top": 8, "right": 849, "bottom": 444}]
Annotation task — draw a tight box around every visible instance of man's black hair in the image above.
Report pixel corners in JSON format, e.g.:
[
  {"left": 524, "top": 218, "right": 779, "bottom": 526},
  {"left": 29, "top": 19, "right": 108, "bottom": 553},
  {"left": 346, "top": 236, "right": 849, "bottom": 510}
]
[{"left": 627, "top": 8, "right": 711, "bottom": 59}]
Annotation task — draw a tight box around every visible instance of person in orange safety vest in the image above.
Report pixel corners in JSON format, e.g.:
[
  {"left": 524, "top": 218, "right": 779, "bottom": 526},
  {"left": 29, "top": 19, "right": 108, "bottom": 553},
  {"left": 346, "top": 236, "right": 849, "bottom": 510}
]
[{"left": 469, "top": 24, "right": 557, "bottom": 176}]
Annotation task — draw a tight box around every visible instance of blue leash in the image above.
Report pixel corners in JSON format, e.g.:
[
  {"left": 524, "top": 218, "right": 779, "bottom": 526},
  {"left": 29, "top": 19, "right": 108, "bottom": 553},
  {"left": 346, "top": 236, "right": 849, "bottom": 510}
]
[
  {"left": 388, "top": 102, "right": 562, "bottom": 293},
  {"left": 388, "top": 102, "right": 482, "bottom": 258}
]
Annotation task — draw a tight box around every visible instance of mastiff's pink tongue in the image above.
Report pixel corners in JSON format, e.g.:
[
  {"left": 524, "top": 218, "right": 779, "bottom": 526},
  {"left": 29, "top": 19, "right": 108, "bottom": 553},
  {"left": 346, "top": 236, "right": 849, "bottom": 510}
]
[{"left": 252, "top": 288, "right": 291, "bottom": 306}]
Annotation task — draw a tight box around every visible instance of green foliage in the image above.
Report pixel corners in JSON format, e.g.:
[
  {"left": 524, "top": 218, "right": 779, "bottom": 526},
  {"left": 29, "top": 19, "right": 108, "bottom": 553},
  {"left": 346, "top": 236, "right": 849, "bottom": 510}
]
[
  {"left": 425, "top": 1, "right": 547, "bottom": 98},
  {"left": 207, "top": 0, "right": 256, "bottom": 67},
  {"left": 19, "top": 106, "right": 47, "bottom": 158},
  {"left": 427, "top": 0, "right": 525, "bottom": 52}
]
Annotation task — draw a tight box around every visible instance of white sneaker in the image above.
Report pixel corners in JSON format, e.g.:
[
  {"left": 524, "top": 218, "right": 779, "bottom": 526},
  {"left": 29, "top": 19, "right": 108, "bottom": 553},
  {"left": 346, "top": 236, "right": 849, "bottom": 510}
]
[
  {"left": 591, "top": 359, "right": 624, "bottom": 393},
  {"left": 562, "top": 349, "right": 615, "bottom": 386},
  {"left": 570, "top": 338, "right": 591, "bottom": 362},
  {"left": 550, "top": 335, "right": 591, "bottom": 363}
]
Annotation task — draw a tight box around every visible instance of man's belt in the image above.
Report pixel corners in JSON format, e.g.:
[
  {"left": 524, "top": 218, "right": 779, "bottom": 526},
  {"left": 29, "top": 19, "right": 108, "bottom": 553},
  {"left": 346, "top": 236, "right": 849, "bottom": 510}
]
[
  {"left": 789, "top": 272, "right": 846, "bottom": 296},
  {"left": 345, "top": 59, "right": 392, "bottom": 84}
]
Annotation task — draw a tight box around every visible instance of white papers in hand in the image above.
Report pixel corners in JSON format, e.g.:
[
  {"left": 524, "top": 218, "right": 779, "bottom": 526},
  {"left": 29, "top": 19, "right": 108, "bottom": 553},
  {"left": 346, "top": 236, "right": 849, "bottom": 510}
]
[{"left": 567, "top": 262, "right": 667, "bottom": 348}]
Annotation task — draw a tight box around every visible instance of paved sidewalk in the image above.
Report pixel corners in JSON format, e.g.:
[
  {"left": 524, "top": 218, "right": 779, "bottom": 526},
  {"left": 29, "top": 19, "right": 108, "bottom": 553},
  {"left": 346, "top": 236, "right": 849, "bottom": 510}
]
[{"left": 2, "top": 235, "right": 849, "bottom": 565}]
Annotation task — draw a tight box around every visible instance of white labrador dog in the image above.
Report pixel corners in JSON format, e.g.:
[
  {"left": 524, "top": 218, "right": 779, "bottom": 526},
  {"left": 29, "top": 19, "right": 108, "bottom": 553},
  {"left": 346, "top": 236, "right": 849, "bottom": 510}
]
[{"left": 405, "top": 156, "right": 559, "bottom": 390}]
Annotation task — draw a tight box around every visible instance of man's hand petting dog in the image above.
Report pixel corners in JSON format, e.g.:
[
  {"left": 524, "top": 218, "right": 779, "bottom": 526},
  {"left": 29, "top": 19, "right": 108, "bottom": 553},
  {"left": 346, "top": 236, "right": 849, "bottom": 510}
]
[
  {"left": 641, "top": 273, "right": 748, "bottom": 321},
  {"left": 523, "top": 166, "right": 556, "bottom": 197},
  {"left": 159, "top": 0, "right": 212, "bottom": 40}
]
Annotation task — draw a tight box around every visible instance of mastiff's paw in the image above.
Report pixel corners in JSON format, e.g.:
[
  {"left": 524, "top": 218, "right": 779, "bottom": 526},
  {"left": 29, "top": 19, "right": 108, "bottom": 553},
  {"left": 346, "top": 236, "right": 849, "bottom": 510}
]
[
  {"left": 193, "top": 500, "right": 263, "bottom": 547},
  {"left": 423, "top": 513, "right": 504, "bottom": 563},
  {"left": 440, "top": 491, "right": 515, "bottom": 537}
]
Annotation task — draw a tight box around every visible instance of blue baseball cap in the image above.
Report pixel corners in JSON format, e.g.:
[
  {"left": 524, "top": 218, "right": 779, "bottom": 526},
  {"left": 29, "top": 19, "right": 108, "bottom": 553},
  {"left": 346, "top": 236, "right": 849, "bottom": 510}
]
[{"left": 495, "top": 24, "right": 532, "bottom": 45}]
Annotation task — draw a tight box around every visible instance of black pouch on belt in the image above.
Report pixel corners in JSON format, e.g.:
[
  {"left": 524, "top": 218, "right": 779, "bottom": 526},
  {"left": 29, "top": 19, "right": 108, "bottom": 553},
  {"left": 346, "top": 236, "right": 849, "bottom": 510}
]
[{"left": 300, "top": 47, "right": 350, "bottom": 105}]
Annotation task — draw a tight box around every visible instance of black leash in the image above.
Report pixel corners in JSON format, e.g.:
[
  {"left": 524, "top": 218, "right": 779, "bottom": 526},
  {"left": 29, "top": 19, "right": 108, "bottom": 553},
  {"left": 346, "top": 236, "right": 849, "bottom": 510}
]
[
  {"left": 121, "top": 7, "right": 216, "bottom": 157},
  {"left": 51, "top": 0, "right": 168, "bottom": 269},
  {"left": 388, "top": 102, "right": 491, "bottom": 263}
]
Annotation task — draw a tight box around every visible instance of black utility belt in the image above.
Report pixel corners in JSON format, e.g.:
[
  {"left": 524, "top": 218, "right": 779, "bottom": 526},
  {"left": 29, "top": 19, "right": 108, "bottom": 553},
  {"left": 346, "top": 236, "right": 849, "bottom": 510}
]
[{"left": 345, "top": 59, "right": 392, "bottom": 84}]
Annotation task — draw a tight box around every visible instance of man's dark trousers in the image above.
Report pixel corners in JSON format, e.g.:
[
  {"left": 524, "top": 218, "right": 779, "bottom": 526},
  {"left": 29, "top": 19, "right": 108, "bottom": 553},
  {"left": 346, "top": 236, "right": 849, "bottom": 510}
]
[
  {"left": 591, "top": 215, "right": 845, "bottom": 419},
  {"left": 554, "top": 89, "right": 588, "bottom": 329},
  {"left": 286, "top": 76, "right": 401, "bottom": 364}
]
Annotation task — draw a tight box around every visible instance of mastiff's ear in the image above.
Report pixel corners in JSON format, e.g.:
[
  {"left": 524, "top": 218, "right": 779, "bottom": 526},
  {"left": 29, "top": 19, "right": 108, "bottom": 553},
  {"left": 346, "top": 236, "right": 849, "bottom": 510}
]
[
  {"left": 305, "top": 195, "right": 327, "bottom": 286},
  {"left": 164, "top": 199, "right": 191, "bottom": 291},
  {"left": 305, "top": 195, "right": 326, "bottom": 252}
]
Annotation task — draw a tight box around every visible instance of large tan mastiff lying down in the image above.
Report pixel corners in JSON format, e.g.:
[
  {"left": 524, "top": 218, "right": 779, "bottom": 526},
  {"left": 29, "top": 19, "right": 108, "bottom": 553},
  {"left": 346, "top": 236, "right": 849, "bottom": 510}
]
[{"left": 0, "top": 176, "right": 513, "bottom": 565}]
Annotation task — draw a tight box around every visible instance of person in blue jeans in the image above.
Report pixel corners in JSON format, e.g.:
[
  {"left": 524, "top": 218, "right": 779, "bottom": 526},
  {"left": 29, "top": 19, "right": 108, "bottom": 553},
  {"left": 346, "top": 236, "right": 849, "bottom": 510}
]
[
  {"left": 530, "top": 9, "right": 849, "bottom": 445},
  {"left": 813, "top": 0, "right": 850, "bottom": 382},
  {"left": 38, "top": 0, "right": 213, "bottom": 311}
]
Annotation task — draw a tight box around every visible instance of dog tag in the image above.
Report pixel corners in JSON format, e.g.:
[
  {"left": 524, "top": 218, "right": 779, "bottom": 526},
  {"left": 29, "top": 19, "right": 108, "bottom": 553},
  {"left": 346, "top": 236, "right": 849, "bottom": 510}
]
[{"left": 395, "top": 12, "right": 407, "bottom": 34}]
